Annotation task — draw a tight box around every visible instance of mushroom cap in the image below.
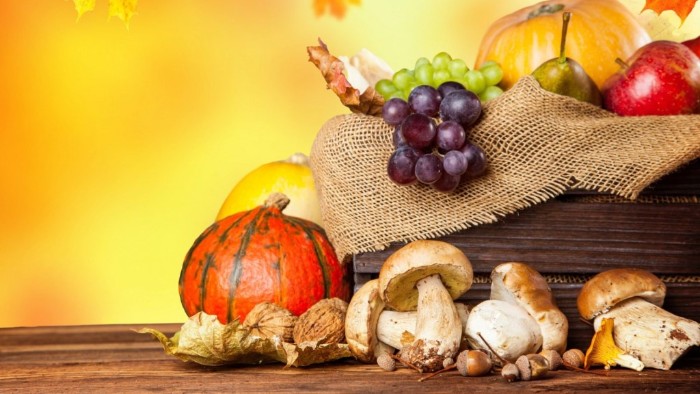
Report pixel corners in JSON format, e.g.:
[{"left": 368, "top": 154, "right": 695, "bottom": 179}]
[
  {"left": 465, "top": 299, "right": 543, "bottom": 365},
  {"left": 577, "top": 268, "right": 666, "bottom": 320},
  {"left": 378, "top": 240, "right": 473, "bottom": 311},
  {"left": 345, "top": 279, "right": 385, "bottom": 363},
  {"left": 490, "top": 262, "right": 569, "bottom": 354}
]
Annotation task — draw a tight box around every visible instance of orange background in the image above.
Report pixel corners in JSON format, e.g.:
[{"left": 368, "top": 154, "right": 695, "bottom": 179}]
[{"left": 1, "top": 1, "right": 698, "bottom": 328}]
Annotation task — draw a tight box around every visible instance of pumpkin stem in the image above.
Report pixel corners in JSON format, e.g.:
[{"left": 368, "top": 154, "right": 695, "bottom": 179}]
[
  {"left": 527, "top": 3, "right": 565, "bottom": 19},
  {"left": 559, "top": 12, "right": 571, "bottom": 64},
  {"left": 264, "top": 193, "right": 291, "bottom": 211},
  {"left": 286, "top": 152, "right": 310, "bottom": 166}
]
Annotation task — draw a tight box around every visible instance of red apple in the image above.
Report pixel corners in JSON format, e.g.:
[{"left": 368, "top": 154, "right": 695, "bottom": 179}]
[
  {"left": 602, "top": 40, "right": 700, "bottom": 116},
  {"left": 683, "top": 35, "right": 700, "bottom": 59}
]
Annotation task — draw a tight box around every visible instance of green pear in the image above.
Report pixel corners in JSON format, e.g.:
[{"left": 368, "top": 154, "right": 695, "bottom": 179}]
[{"left": 532, "top": 12, "right": 602, "bottom": 106}]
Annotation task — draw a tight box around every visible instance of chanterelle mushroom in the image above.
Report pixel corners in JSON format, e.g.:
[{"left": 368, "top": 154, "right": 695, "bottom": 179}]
[
  {"left": 578, "top": 268, "right": 700, "bottom": 370},
  {"left": 490, "top": 262, "right": 568, "bottom": 354},
  {"left": 378, "top": 240, "right": 473, "bottom": 372},
  {"left": 584, "top": 317, "right": 644, "bottom": 371}
]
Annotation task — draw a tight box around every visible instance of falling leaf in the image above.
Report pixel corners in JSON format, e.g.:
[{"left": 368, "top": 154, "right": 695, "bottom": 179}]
[
  {"left": 313, "top": 0, "right": 361, "bottom": 19},
  {"left": 108, "top": 0, "right": 138, "bottom": 27},
  {"left": 139, "top": 312, "right": 352, "bottom": 367},
  {"left": 73, "top": 0, "right": 96, "bottom": 20},
  {"left": 642, "top": 0, "right": 698, "bottom": 23},
  {"left": 307, "top": 39, "right": 385, "bottom": 116}
]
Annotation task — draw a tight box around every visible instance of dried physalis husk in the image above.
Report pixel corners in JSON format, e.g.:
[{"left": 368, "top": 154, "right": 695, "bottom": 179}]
[
  {"left": 243, "top": 302, "right": 298, "bottom": 342},
  {"left": 293, "top": 298, "right": 349, "bottom": 344}
]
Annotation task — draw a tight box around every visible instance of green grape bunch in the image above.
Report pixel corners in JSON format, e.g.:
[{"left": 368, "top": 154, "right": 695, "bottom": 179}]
[{"left": 375, "top": 52, "right": 504, "bottom": 103}]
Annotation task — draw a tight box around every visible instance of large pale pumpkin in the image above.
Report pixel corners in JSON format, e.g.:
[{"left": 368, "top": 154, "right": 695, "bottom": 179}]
[
  {"left": 179, "top": 193, "right": 350, "bottom": 323},
  {"left": 475, "top": 0, "right": 651, "bottom": 89},
  {"left": 217, "top": 153, "right": 322, "bottom": 226}
]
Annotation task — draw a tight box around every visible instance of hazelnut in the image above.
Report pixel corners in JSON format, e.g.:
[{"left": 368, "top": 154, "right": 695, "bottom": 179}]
[
  {"left": 562, "top": 348, "right": 585, "bottom": 368},
  {"left": 539, "top": 349, "right": 563, "bottom": 371},
  {"left": 515, "top": 354, "right": 549, "bottom": 381},
  {"left": 456, "top": 350, "right": 492, "bottom": 377},
  {"left": 243, "top": 302, "right": 297, "bottom": 342},
  {"left": 501, "top": 363, "right": 520, "bottom": 382},
  {"left": 293, "top": 298, "right": 348, "bottom": 344},
  {"left": 377, "top": 353, "right": 396, "bottom": 372}
]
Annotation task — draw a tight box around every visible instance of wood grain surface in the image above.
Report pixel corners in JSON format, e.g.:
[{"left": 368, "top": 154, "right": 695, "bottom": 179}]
[
  {"left": 353, "top": 201, "right": 700, "bottom": 275},
  {"left": 1, "top": 324, "right": 698, "bottom": 393}
]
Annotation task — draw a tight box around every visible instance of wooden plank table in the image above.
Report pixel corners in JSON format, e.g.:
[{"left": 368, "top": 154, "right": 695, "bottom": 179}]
[{"left": 1, "top": 324, "right": 698, "bottom": 393}]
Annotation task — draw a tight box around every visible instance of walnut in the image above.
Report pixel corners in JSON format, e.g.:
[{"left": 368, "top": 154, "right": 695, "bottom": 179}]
[
  {"left": 293, "top": 298, "right": 348, "bottom": 344},
  {"left": 243, "top": 302, "right": 297, "bottom": 342}
]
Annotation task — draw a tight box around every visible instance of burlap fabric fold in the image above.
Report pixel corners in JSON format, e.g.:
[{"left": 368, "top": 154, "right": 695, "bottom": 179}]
[{"left": 310, "top": 76, "right": 700, "bottom": 261}]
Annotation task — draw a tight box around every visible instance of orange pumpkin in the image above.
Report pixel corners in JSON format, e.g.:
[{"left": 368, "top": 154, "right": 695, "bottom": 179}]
[
  {"left": 179, "top": 193, "right": 350, "bottom": 323},
  {"left": 475, "top": 0, "right": 651, "bottom": 89}
]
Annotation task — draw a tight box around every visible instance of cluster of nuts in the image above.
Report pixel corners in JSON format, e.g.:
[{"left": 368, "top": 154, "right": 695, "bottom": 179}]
[
  {"left": 377, "top": 349, "right": 493, "bottom": 377},
  {"left": 242, "top": 298, "right": 349, "bottom": 345},
  {"left": 499, "top": 348, "right": 584, "bottom": 383}
]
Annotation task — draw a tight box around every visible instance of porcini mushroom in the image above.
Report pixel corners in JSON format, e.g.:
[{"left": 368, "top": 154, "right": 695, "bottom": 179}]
[
  {"left": 378, "top": 240, "right": 473, "bottom": 372},
  {"left": 377, "top": 303, "right": 470, "bottom": 350},
  {"left": 345, "top": 278, "right": 471, "bottom": 363},
  {"left": 466, "top": 299, "right": 543, "bottom": 365},
  {"left": 491, "top": 262, "right": 568, "bottom": 354},
  {"left": 345, "top": 279, "right": 394, "bottom": 363},
  {"left": 578, "top": 268, "right": 700, "bottom": 370}
]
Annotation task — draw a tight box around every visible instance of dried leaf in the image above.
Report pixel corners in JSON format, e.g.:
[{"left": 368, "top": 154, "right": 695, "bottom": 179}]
[
  {"left": 642, "top": 0, "right": 698, "bottom": 23},
  {"left": 313, "top": 0, "right": 361, "bottom": 19},
  {"left": 139, "top": 312, "right": 352, "bottom": 367},
  {"left": 307, "top": 40, "right": 385, "bottom": 116},
  {"left": 73, "top": 0, "right": 96, "bottom": 19},
  {"left": 109, "top": 0, "right": 138, "bottom": 27}
]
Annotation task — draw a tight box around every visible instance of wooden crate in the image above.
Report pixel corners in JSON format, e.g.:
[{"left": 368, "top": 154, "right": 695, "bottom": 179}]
[{"left": 352, "top": 159, "right": 700, "bottom": 351}]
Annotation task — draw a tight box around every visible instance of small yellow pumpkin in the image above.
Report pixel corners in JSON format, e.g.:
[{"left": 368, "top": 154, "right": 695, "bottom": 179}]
[
  {"left": 474, "top": 0, "right": 651, "bottom": 89},
  {"left": 216, "top": 153, "right": 322, "bottom": 226}
]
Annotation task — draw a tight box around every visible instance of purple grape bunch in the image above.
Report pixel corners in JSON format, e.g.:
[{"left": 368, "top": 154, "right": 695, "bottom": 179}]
[{"left": 384, "top": 82, "right": 488, "bottom": 193}]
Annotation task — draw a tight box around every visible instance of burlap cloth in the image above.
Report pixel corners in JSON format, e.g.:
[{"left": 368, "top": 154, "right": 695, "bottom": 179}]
[{"left": 310, "top": 76, "right": 700, "bottom": 261}]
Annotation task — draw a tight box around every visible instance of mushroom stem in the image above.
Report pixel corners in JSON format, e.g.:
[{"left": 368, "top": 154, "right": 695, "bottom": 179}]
[
  {"left": 377, "top": 311, "right": 416, "bottom": 350},
  {"left": 377, "top": 304, "right": 470, "bottom": 351},
  {"left": 398, "top": 274, "right": 462, "bottom": 372},
  {"left": 593, "top": 297, "right": 700, "bottom": 370}
]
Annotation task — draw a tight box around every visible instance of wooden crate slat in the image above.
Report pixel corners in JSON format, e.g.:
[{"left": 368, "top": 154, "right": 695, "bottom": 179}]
[{"left": 354, "top": 202, "right": 700, "bottom": 275}]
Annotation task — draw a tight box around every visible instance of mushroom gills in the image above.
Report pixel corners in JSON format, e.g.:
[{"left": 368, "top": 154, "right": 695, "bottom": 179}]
[{"left": 593, "top": 297, "right": 700, "bottom": 370}]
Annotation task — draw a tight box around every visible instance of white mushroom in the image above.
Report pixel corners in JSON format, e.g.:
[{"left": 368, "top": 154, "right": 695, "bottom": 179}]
[
  {"left": 345, "top": 278, "right": 471, "bottom": 363},
  {"left": 578, "top": 268, "right": 700, "bottom": 370},
  {"left": 490, "top": 262, "right": 569, "bottom": 354},
  {"left": 378, "top": 240, "right": 473, "bottom": 372},
  {"left": 377, "top": 303, "right": 470, "bottom": 350},
  {"left": 466, "top": 299, "right": 543, "bottom": 365},
  {"left": 344, "top": 279, "right": 394, "bottom": 363}
]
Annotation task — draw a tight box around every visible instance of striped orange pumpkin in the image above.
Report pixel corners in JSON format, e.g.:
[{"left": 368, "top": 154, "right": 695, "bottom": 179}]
[{"left": 179, "top": 193, "right": 350, "bottom": 323}]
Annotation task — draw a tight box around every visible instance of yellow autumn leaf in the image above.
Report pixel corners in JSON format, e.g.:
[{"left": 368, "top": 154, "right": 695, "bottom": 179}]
[
  {"left": 109, "top": 0, "right": 138, "bottom": 27},
  {"left": 73, "top": 0, "right": 96, "bottom": 20}
]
